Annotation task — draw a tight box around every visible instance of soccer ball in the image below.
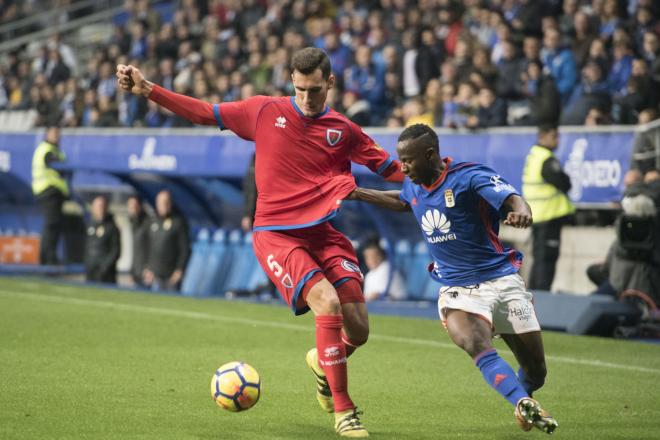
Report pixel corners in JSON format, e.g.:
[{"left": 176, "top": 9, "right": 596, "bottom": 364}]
[{"left": 211, "top": 361, "right": 261, "bottom": 412}]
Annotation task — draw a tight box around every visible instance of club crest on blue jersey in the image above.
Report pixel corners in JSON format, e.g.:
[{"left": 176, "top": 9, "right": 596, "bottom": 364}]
[
  {"left": 444, "top": 189, "right": 455, "bottom": 207},
  {"left": 326, "top": 129, "right": 343, "bottom": 146}
]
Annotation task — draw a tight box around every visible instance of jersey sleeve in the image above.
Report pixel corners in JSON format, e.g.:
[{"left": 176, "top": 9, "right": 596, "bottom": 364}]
[
  {"left": 149, "top": 84, "right": 217, "bottom": 125},
  {"left": 467, "top": 164, "right": 519, "bottom": 210},
  {"left": 348, "top": 122, "right": 404, "bottom": 182},
  {"left": 399, "top": 179, "right": 412, "bottom": 204},
  {"left": 216, "top": 96, "right": 273, "bottom": 141}
]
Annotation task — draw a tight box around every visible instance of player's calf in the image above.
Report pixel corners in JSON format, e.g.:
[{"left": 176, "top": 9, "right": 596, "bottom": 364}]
[{"left": 517, "top": 366, "right": 546, "bottom": 397}]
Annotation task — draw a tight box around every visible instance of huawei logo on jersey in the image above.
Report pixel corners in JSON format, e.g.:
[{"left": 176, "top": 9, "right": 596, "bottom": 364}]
[
  {"left": 421, "top": 209, "right": 457, "bottom": 244},
  {"left": 422, "top": 209, "right": 451, "bottom": 235},
  {"left": 275, "top": 116, "right": 287, "bottom": 128}
]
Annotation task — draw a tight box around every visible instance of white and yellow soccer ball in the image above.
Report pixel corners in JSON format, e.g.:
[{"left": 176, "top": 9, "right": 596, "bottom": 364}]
[{"left": 211, "top": 361, "right": 261, "bottom": 412}]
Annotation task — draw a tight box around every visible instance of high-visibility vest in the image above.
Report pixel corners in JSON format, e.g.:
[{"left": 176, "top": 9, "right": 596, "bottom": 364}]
[
  {"left": 522, "top": 145, "right": 574, "bottom": 223},
  {"left": 31, "top": 141, "right": 69, "bottom": 196}
]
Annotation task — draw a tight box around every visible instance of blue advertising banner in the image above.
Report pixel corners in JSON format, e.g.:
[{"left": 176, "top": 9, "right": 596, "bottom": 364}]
[{"left": 0, "top": 128, "right": 634, "bottom": 206}]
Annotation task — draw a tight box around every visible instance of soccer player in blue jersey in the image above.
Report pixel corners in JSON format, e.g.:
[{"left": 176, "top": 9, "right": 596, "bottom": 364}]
[{"left": 348, "top": 124, "right": 558, "bottom": 434}]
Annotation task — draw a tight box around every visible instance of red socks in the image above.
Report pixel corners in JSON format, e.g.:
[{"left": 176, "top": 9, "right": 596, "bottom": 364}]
[
  {"left": 316, "top": 314, "right": 354, "bottom": 412},
  {"left": 341, "top": 330, "right": 361, "bottom": 357}
]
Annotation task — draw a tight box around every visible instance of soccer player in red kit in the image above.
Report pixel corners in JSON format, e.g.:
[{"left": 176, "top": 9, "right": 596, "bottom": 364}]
[{"left": 117, "top": 48, "right": 403, "bottom": 438}]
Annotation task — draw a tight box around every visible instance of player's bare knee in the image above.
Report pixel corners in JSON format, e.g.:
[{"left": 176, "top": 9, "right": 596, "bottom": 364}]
[{"left": 315, "top": 291, "right": 342, "bottom": 315}]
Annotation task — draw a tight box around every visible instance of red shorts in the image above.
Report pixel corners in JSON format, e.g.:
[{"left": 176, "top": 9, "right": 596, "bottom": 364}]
[{"left": 253, "top": 222, "right": 364, "bottom": 315}]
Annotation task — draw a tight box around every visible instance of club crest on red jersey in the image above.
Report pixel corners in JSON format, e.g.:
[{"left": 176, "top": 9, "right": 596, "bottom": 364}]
[{"left": 326, "top": 129, "right": 343, "bottom": 146}]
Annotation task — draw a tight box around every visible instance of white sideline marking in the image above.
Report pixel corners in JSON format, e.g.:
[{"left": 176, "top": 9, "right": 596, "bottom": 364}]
[{"left": 1, "top": 289, "right": 659, "bottom": 375}]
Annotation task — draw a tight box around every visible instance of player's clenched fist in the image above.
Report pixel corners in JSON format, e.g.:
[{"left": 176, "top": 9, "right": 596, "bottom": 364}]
[
  {"left": 504, "top": 211, "right": 533, "bottom": 228},
  {"left": 116, "top": 64, "right": 152, "bottom": 97}
]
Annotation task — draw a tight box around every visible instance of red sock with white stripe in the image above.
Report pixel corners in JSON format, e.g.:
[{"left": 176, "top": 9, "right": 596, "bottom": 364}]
[
  {"left": 316, "top": 314, "right": 354, "bottom": 412},
  {"left": 341, "top": 331, "right": 362, "bottom": 357}
]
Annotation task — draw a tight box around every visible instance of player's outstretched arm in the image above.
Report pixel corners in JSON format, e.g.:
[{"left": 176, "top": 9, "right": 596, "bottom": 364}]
[
  {"left": 347, "top": 188, "right": 411, "bottom": 212},
  {"left": 502, "top": 194, "right": 533, "bottom": 228},
  {"left": 116, "top": 64, "right": 217, "bottom": 125}
]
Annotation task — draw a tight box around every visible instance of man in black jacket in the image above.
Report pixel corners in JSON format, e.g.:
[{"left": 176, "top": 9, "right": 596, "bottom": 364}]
[
  {"left": 143, "top": 190, "right": 190, "bottom": 291},
  {"left": 84, "top": 195, "right": 120, "bottom": 283},
  {"left": 127, "top": 195, "right": 150, "bottom": 286}
]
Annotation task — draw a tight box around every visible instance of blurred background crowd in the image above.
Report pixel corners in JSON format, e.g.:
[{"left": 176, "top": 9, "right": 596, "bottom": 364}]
[{"left": 1, "top": 0, "right": 660, "bottom": 129}]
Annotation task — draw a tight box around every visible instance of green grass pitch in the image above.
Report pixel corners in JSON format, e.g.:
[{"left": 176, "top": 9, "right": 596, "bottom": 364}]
[{"left": 1, "top": 277, "right": 659, "bottom": 439}]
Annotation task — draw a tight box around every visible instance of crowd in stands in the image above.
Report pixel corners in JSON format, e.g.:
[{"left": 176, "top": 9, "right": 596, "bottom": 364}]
[{"left": 1, "top": 0, "right": 660, "bottom": 129}]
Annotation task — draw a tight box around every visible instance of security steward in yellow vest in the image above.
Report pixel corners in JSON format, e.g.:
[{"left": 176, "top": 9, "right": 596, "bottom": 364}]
[
  {"left": 522, "top": 124, "right": 575, "bottom": 291},
  {"left": 31, "top": 126, "right": 69, "bottom": 265}
]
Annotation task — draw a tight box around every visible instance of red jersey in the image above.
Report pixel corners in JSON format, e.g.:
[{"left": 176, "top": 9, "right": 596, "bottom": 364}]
[{"left": 149, "top": 86, "right": 403, "bottom": 230}]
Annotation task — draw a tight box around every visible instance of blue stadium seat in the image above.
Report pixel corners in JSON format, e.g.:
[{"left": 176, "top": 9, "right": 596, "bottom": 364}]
[
  {"left": 421, "top": 278, "right": 441, "bottom": 301},
  {"left": 224, "top": 232, "right": 258, "bottom": 290},
  {"left": 196, "top": 229, "right": 229, "bottom": 296},
  {"left": 393, "top": 240, "right": 412, "bottom": 275},
  {"left": 181, "top": 228, "right": 212, "bottom": 296},
  {"left": 406, "top": 242, "right": 433, "bottom": 299}
]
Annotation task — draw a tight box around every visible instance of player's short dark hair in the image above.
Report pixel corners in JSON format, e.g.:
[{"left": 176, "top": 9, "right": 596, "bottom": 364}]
[
  {"left": 398, "top": 124, "right": 439, "bottom": 152},
  {"left": 538, "top": 122, "right": 558, "bottom": 135},
  {"left": 291, "top": 47, "right": 332, "bottom": 79}
]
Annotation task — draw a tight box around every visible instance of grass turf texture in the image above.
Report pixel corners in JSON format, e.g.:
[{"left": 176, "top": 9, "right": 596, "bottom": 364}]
[{"left": 1, "top": 277, "right": 659, "bottom": 440}]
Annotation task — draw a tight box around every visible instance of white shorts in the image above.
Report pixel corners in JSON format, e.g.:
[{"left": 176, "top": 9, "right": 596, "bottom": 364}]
[{"left": 437, "top": 273, "right": 541, "bottom": 335}]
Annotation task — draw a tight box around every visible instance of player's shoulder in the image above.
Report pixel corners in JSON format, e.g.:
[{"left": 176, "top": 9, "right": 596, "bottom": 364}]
[
  {"left": 448, "top": 161, "right": 496, "bottom": 178},
  {"left": 320, "top": 108, "right": 353, "bottom": 128}
]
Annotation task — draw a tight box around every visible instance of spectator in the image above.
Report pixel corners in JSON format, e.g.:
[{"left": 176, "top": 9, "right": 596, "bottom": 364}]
[
  {"left": 345, "top": 45, "right": 387, "bottom": 125},
  {"left": 127, "top": 195, "right": 150, "bottom": 286},
  {"left": 612, "top": 60, "right": 656, "bottom": 124},
  {"left": 467, "top": 86, "right": 507, "bottom": 128},
  {"left": 470, "top": 46, "right": 497, "bottom": 87},
  {"left": 584, "top": 106, "right": 612, "bottom": 126},
  {"left": 517, "top": 59, "right": 561, "bottom": 126},
  {"left": 143, "top": 190, "right": 190, "bottom": 291},
  {"left": 402, "top": 97, "right": 433, "bottom": 127},
  {"left": 495, "top": 40, "right": 523, "bottom": 100},
  {"left": 598, "top": 0, "right": 622, "bottom": 41},
  {"left": 342, "top": 91, "right": 370, "bottom": 127},
  {"left": 417, "top": 28, "right": 443, "bottom": 93},
  {"left": 31, "top": 126, "right": 68, "bottom": 265},
  {"left": 625, "top": 109, "right": 660, "bottom": 182},
  {"left": 401, "top": 29, "right": 421, "bottom": 98},
  {"left": 607, "top": 41, "right": 633, "bottom": 95},
  {"left": 522, "top": 35, "right": 542, "bottom": 66},
  {"left": 541, "top": 27, "right": 578, "bottom": 105},
  {"left": 444, "top": 81, "right": 477, "bottom": 128},
  {"left": 362, "top": 243, "right": 406, "bottom": 301},
  {"left": 571, "top": 11, "right": 596, "bottom": 68},
  {"left": 84, "top": 195, "right": 120, "bottom": 283},
  {"left": 561, "top": 60, "right": 611, "bottom": 125}
]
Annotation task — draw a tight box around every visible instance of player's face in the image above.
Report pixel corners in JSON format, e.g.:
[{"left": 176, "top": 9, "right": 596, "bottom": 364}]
[
  {"left": 292, "top": 69, "right": 334, "bottom": 117},
  {"left": 397, "top": 140, "right": 436, "bottom": 185}
]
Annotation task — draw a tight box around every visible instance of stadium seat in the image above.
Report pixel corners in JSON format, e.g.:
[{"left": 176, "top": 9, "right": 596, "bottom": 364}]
[
  {"left": 196, "top": 229, "right": 229, "bottom": 296},
  {"left": 241, "top": 233, "right": 270, "bottom": 291},
  {"left": 421, "top": 278, "right": 440, "bottom": 301},
  {"left": 393, "top": 240, "right": 412, "bottom": 276},
  {"left": 181, "top": 228, "right": 212, "bottom": 296},
  {"left": 224, "top": 232, "right": 258, "bottom": 290},
  {"left": 406, "top": 242, "right": 433, "bottom": 299}
]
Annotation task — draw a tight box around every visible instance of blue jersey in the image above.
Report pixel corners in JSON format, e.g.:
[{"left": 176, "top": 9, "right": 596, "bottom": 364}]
[{"left": 399, "top": 159, "right": 523, "bottom": 287}]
